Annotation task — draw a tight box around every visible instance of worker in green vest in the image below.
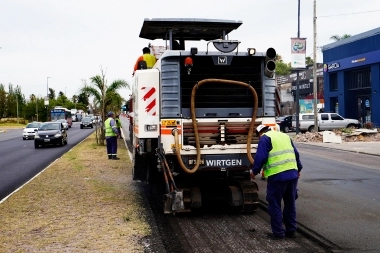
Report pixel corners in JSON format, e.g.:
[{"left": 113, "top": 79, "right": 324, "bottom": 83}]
[
  {"left": 115, "top": 115, "right": 122, "bottom": 139},
  {"left": 105, "top": 111, "right": 120, "bottom": 160},
  {"left": 251, "top": 125, "right": 303, "bottom": 240}
]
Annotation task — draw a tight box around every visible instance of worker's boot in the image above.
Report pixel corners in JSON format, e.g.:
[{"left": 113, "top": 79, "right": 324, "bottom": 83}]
[
  {"left": 112, "top": 155, "right": 120, "bottom": 160},
  {"left": 108, "top": 155, "right": 112, "bottom": 160}
]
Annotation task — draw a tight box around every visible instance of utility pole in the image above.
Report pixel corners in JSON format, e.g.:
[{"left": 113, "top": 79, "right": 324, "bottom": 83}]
[
  {"left": 46, "top": 77, "right": 51, "bottom": 121},
  {"left": 16, "top": 96, "right": 19, "bottom": 124},
  {"left": 295, "top": 0, "right": 301, "bottom": 134},
  {"left": 313, "top": 0, "right": 318, "bottom": 132},
  {"left": 36, "top": 99, "right": 38, "bottom": 122}
]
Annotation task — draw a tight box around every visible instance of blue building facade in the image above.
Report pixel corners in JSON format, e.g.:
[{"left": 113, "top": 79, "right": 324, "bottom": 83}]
[{"left": 322, "top": 27, "right": 380, "bottom": 127}]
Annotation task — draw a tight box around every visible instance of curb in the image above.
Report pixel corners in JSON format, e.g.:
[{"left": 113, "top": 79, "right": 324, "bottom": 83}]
[{"left": 296, "top": 141, "right": 380, "bottom": 157}]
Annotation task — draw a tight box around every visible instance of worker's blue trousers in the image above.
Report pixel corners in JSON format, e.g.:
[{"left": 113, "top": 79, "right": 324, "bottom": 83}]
[
  {"left": 106, "top": 136, "right": 118, "bottom": 155},
  {"left": 266, "top": 177, "right": 298, "bottom": 237}
]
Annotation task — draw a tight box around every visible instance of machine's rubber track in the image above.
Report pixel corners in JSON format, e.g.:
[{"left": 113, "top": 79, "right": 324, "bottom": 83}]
[{"left": 237, "top": 180, "right": 259, "bottom": 213}]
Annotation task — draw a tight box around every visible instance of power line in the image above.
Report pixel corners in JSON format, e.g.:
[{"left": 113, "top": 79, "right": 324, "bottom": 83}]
[{"left": 319, "top": 9, "right": 380, "bottom": 18}]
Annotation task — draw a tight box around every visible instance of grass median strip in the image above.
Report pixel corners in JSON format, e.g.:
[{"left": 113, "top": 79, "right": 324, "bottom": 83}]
[{"left": 0, "top": 133, "right": 151, "bottom": 252}]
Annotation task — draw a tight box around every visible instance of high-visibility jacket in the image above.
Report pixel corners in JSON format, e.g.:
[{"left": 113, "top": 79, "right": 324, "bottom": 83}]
[
  {"left": 105, "top": 118, "right": 117, "bottom": 137},
  {"left": 133, "top": 53, "right": 156, "bottom": 71},
  {"left": 262, "top": 131, "right": 297, "bottom": 178},
  {"left": 116, "top": 118, "right": 121, "bottom": 128}
]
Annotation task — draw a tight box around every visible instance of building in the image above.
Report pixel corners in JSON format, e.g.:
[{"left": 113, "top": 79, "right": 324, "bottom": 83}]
[
  {"left": 322, "top": 27, "right": 380, "bottom": 127},
  {"left": 277, "top": 64, "right": 324, "bottom": 115}
]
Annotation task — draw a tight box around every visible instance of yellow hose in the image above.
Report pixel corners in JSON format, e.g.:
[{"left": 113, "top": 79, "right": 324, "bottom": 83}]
[{"left": 174, "top": 78, "right": 258, "bottom": 173}]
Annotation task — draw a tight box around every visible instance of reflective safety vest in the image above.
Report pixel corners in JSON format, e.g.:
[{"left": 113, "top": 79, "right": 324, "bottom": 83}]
[
  {"left": 105, "top": 118, "right": 117, "bottom": 137},
  {"left": 263, "top": 131, "right": 297, "bottom": 178},
  {"left": 116, "top": 118, "right": 121, "bottom": 128},
  {"left": 133, "top": 53, "right": 156, "bottom": 71}
]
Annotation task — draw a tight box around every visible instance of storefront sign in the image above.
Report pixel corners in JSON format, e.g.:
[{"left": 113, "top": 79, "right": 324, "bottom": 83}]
[
  {"left": 352, "top": 58, "right": 366, "bottom": 64},
  {"left": 291, "top": 83, "right": 310, "bottom": 90},
  {"left": 323, "top": 62, "right": 340, "bottom": 72},
  {"left": 277, "top": 67, "right": 323, "bottom": 85},
  {"left": 324, "top": 49, "right": 380, "bottom": 73}
]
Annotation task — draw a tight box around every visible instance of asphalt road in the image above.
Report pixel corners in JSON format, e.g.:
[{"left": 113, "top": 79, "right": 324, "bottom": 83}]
[
  {"left": 256, "top": 143, "right": 380, "bottom": 252},
  {"left": 0, "top": 122, "right": 95, "bottom": 201},
  {"left": 121, "top": 116, "right": 380, "bottom": 252}
]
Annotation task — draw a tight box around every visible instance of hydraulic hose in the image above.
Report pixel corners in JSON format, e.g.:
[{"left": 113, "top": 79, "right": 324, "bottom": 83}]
[{"left": 174, "top": 78, "right": 259, "bottom": 173}]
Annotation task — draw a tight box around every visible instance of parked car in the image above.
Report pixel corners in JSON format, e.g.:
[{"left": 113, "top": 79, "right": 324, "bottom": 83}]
[
  {"left": 292, "top": 113, "right": 360, "bottom": 133},
  {"left": 276, "top": 115, "right": 293, "bottom": 133},
  {"left": 22, "top": 122, "right": 42, "bottom": 140},
  {"left": 34, "top": 122, "right": 68, "bottom": 148},
  {"left": 80, "top": 117, "right": 93, "bottom": 129},
  {"left": 56, "top": 119, "right": 69, "bottom": 130}
]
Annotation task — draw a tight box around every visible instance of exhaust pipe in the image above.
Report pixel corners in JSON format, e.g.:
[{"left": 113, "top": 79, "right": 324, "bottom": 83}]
[{"left": 265, "top": 48, "right": 276, "bottom": 78}]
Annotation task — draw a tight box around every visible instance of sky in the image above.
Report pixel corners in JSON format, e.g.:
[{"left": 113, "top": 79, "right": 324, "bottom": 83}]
[{"left": 1, "top": 0, "right": 379, "bottom": 102}]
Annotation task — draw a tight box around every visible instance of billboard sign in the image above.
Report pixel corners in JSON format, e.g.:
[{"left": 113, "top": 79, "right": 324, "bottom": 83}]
[{"left": 291, "top": 38, "right": 307, "bottom": 69}]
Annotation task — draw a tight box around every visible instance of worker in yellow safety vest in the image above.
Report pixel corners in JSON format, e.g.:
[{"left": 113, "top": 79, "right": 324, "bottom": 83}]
[
  {"left": 115, "top": 115, "right": 122, "bottom": 139},
  {"left": 133, "top": 47, "right": 156, "bottom": 75},
  {"left": 105, "top": 111, "right": 120, "bottom": 160},
  {"left": 250, "top": 125, "right": 303, "bottom": 240}
]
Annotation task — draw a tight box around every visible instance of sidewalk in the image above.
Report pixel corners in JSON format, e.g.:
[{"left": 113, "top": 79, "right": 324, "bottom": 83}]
[{"left": 296, "top": 141, "right": 380, "bottom": 156}]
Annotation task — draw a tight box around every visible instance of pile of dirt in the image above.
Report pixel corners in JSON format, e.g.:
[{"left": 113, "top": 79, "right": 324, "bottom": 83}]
[
  {"left": 343, "top": 132, "right": 380, "bottom": 142},
  {"left": 293, "top": 132, "right": 323, "bottom": 142},
  {"left": 293, "top": 129, "right": 380, "bottom": 143}
]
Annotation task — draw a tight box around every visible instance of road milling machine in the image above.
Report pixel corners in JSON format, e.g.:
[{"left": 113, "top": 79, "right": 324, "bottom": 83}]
[{"left": 129, "top": 18, "right": 281, "bottom": 214}]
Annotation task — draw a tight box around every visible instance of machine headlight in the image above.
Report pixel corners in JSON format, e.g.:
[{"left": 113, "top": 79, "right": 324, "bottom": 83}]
[
  {"left": 247, "top": 48, "right": 256, "bottom": 56},
  {"left": 54, "top": 133, "right": 62, "bottom": 138},
  {"left": 35, "top": 134, "right": 40, "bottom": 138}
]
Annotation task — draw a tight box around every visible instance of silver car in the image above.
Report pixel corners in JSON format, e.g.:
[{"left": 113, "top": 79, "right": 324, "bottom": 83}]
[
  {"left": 56, "top": 119, "right": 69, "bottom": 130},
  {"left": 22, "top": 122, "right": 42, "bottom": 140}
]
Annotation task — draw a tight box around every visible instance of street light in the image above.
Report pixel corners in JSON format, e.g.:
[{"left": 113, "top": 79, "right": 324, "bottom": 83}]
[{"left": 47, "top": 77, "right": 51, "bottom": 121}]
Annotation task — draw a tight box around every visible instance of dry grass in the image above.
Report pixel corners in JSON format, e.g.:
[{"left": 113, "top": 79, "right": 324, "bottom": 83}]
[
  {"left": 0, "top": 134, "right": 150, "bottom": 252},
  {"left": 0, "top": 124, "right": 25, "bottom": 129}
]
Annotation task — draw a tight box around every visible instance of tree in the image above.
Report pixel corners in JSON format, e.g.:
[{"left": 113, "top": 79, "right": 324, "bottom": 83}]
[
  {"left": 0, "top": 84, "right": 6, "bottom": 118},
  {"left": 275, "top": 54, "right": 292, "bottom": 75},
  {"left": 81, "top": 69, "right": 129, "bottom": 145},
  {"left": 330, "top": 34, "right": 351, "bottom": 42},
  {"left": 6, "top": 84, "right": 16, "bottom": 117},
  {"left": 72, "top": 95, "right": 78, "bottom": 104},
  {"left": 48, "top": 88, "right": 56, "bottom": 100},
  {"left": 306, "top": 56, "right": 314, "bottom": 66},
  {"left": 57, "top": 91, "right": 67, "bottom": 104},
  {"left": 77, "top": 91, "right": 89, "bottom": 105}
]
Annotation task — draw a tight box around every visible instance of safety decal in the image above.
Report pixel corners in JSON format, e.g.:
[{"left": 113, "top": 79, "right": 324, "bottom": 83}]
[{"left": 141, "top": 87, "right": 156, "bottom": 116}]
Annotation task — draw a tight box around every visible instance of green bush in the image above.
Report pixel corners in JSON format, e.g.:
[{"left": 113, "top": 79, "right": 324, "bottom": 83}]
[{"left": 341, "top": 127, "right": 354, "bottom": 134}]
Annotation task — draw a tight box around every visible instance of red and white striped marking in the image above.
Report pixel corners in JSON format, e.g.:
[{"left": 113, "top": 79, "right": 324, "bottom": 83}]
[{"left": 141, "top": 87, "right": 156, "bottom": 116}]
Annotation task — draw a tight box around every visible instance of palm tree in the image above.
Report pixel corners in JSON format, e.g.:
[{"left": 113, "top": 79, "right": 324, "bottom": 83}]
[
  {"left": 81, "top": 69, "right": 129, "bottom": 144},
  {"left": 330, "top": 34, "right": 351, "bottom": 42}
]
